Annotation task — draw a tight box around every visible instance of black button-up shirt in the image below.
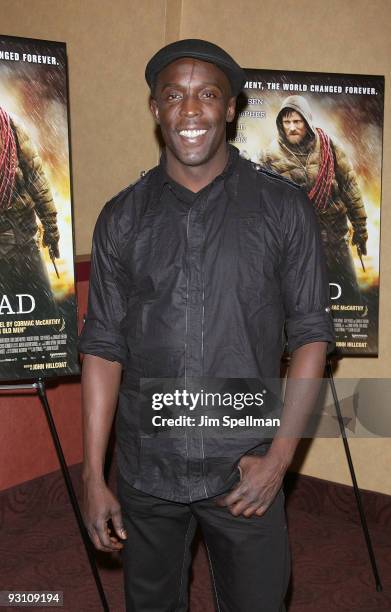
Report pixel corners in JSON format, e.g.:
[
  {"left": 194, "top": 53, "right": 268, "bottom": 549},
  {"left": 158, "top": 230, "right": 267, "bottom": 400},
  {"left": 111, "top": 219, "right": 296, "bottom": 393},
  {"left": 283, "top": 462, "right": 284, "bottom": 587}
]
[{"left": 79, "top": 146, "right": 334, "bottom": 502}]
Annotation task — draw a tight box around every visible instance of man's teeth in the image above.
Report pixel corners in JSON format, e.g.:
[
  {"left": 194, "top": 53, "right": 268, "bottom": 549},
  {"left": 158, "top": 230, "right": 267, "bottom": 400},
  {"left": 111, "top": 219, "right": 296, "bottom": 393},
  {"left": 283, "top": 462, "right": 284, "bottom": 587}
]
[{"left": 179, "top": 129, "right": 207, "bottom": 138}]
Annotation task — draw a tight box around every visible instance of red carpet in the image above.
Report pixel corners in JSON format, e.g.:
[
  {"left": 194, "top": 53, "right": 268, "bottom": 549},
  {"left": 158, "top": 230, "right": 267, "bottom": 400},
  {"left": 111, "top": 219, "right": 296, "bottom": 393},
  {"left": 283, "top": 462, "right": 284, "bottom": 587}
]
[{"left": 1, "top": 465, "right": 390, "bottom": 611}]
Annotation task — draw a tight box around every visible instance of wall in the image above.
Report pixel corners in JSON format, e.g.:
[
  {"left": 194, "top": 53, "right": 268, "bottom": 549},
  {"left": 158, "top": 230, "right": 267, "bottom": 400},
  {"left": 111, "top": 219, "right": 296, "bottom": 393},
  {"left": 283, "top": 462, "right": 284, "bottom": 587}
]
[{"left": 0, "top": 0, "right": 390, "bottom": 494}]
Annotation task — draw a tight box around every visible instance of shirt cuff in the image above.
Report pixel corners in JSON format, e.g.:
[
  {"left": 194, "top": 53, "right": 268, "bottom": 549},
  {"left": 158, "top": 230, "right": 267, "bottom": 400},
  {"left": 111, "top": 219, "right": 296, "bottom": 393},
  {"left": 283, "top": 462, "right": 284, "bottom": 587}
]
[
  {"left": 78, "top": 319, "right": 127, "bottom": 365},
  {"left": 286, "top": 308, "right": 335, "bottom": 355}
]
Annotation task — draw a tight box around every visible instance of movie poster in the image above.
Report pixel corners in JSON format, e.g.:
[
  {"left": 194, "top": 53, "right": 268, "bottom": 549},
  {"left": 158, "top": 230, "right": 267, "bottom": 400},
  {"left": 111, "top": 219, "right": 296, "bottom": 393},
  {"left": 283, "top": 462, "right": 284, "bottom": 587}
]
[
  {"left": 230, "top": 69, "right": 384, "bottom": 356},
  {"left": 0, "top": 35, "right": 78, "bottom": 379}
]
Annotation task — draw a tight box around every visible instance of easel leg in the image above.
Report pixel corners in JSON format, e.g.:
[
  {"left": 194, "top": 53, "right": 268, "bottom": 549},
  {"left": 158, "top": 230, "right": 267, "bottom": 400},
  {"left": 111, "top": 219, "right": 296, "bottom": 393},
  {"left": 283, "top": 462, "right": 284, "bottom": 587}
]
[
  {"left": 35, "top": 378, "right": 110, "bottom": 611},
  {"left": 326, "top": 360, "right": 382, "bottom": 592}
]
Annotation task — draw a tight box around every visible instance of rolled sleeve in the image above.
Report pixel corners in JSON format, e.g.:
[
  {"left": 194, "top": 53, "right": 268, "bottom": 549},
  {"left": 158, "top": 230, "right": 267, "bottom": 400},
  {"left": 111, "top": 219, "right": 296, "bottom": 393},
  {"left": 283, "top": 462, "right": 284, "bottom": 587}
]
[
  {"left": 78, "top": 202, "right": 128, "bottom": 365},
  {"left": 281, "top": 189, "right": 335, "bottom": 354}
]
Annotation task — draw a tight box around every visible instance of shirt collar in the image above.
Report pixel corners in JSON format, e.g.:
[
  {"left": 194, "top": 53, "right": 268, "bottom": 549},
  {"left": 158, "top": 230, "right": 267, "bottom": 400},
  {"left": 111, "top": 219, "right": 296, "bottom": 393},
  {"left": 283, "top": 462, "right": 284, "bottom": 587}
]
[{"left": 156, "top": 144, "right": 240, "bottom": 202}]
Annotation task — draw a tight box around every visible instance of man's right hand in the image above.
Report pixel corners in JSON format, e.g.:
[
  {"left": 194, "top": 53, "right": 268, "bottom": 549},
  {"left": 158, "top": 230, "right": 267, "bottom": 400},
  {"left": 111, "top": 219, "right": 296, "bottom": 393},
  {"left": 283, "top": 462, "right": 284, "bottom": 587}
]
[
  {"left": 83, "top": 479, "right": 127, "bottom": 552},
  {"left": 81, "top": 355, "right": 124, "bottom": 551}
]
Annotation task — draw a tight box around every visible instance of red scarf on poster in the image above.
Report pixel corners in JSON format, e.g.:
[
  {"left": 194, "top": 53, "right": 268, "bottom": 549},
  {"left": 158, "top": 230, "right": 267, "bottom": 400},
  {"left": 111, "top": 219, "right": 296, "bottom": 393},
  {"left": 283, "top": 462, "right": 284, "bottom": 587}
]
[
  {"left": 308, "top": 127, "right": 335, "bottom": 211},
  {"left": 0, "top": 107, "right": 17, "bottom": 211}
]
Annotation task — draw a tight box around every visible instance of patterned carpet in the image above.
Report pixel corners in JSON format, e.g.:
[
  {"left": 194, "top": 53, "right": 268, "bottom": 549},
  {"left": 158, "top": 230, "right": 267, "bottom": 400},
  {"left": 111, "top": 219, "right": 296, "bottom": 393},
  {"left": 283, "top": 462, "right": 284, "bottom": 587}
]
[{"left": 1, "top": 466, "right": 390, "bottom": 612}]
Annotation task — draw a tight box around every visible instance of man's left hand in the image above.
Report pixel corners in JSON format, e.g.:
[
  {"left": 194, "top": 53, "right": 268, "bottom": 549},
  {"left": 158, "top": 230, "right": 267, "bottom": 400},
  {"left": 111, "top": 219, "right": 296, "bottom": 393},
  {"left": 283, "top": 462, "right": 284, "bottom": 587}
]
[
  {"left": 43, "top": 238, "right": 60, "bottom": 259},
  {"left": 43, "top": 229, "right": 60, "bottom": 258},
  {"left": 48, "top": 242, "right": 60, "bottom": 259},
  {"left": 352, "top": 230, "right": 367, "bottom": 256},
  {"left": 216, "top": 452, "right": 287, "bottom": 518}
]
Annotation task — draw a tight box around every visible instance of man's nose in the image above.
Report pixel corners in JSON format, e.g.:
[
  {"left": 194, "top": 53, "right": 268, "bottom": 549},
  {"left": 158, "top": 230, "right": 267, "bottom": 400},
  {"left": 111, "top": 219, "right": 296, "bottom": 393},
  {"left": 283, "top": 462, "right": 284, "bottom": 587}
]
[{"left": 179, "top": 93, "right": 201, "bottom": 117}]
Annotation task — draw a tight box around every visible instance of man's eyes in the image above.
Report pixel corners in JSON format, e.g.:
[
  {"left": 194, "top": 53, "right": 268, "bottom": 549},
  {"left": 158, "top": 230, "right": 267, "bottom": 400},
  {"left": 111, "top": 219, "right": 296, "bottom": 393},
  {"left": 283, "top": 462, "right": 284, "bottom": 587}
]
[
  {"left": 164, "top": 90, "right": 219, "bottom": 101},
  {"left": 166, "top": 92, "right": 182, "bottom": 100},
  {"left": 201, "top": 89, "right": 218, "bottom": 98}
]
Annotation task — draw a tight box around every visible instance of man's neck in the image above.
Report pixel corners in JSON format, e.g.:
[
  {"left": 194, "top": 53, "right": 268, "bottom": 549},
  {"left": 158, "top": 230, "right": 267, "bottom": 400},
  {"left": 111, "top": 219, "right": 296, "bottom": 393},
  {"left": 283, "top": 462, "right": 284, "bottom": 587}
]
[{"left": 164, "top": 147, "right": 230, "bottom": 193}]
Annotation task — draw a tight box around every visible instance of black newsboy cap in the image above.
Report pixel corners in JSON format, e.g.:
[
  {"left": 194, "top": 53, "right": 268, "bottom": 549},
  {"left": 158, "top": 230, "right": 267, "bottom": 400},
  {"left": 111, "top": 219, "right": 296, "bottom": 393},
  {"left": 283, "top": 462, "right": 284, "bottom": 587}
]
[{"left": 145, "top": 39, "right": 246, "bottom": 96}]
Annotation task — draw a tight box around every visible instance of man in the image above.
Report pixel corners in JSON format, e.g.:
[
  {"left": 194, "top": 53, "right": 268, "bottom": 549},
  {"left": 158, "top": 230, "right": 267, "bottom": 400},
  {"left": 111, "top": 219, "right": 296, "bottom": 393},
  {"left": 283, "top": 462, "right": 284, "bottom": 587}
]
[
  {"left": 0, "top": 106, "right": 60, "bottom": 316},
  {"left": 79, "top": 40, "right": 334, "bottom": 612},
  {"left": 261, "top": 95, "right": 368, "bottom": 304}
]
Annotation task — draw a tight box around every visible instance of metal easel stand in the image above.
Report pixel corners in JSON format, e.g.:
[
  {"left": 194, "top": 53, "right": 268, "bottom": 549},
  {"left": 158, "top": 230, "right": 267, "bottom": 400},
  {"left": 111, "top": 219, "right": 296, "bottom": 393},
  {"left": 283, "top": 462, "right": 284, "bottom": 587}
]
[
  {"left": 0, "top": 378, "right": 110, "bottom": 611},
  {"left": 326, "top": 359, "right": 382, "bottom": 592}
]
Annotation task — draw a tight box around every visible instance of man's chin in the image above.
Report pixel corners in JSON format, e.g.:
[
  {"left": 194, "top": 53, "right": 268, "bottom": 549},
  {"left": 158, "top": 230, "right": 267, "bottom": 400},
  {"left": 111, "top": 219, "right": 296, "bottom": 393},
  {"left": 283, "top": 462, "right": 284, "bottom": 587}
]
[
  {"left": 287, "top": 136, "right": 302, "bottom": 145},
  {"left": 167, "top": 136, "right": 226, "bottom": 169},
  {"left": 174, "top": 148, "right": 211, "bottom": 167}
]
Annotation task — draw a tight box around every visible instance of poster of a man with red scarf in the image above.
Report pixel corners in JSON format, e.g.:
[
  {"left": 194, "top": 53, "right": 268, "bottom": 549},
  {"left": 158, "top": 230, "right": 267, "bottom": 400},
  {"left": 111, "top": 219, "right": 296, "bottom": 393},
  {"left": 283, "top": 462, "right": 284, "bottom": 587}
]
[
  {"left": 230, "top": 69, "right": 384, "bottom": 356},
  {"left": 0, "top": 34, "right": 78, "bottom": 379}
]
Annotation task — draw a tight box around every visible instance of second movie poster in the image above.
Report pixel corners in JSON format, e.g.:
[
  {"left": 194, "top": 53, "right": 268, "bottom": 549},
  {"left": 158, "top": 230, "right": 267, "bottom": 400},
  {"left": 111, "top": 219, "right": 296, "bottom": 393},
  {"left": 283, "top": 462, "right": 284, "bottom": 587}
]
[{"left": 231, "top": 69, "right": 384, "bottom": 356}]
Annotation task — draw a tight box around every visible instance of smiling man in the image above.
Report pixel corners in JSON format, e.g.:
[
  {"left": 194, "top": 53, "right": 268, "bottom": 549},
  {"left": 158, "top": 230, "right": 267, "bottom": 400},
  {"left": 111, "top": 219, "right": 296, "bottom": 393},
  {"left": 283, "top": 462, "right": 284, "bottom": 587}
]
[
  {"left": 79, "top": 40, "right": 334, "bottom": 612},
  {"left": 149, "top": 55, "right": 236, "bottom": 189}
]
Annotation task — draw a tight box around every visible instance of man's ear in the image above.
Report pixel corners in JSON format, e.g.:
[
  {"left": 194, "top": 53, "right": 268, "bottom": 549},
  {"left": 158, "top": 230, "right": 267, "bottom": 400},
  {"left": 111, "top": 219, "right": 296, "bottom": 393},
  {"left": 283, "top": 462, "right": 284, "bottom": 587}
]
[
  {"left": 150, "top": 98, "right": 160, "bottom": 125},
  {"left": 226, "top": 97, "right": 236, "bottom": 124}
]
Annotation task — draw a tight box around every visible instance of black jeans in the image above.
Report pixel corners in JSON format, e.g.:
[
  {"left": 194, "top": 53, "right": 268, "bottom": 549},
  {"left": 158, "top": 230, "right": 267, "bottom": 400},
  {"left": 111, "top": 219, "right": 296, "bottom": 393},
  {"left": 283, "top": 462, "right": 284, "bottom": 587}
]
[{"left": 117, "top": 473, "right": 290, "bottom": 612}]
